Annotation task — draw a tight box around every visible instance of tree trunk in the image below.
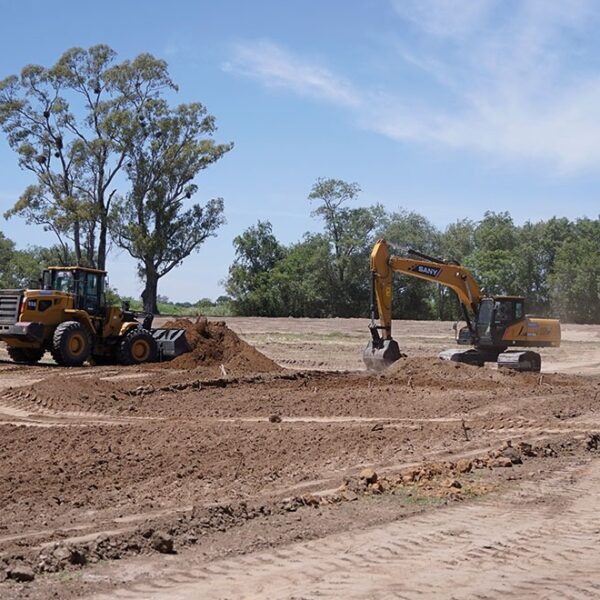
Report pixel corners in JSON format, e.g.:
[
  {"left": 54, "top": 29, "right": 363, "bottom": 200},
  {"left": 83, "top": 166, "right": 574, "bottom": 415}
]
[
  {"left": 73, "top": 221, "right": 82, "bottom": 265},
  {"left": 141, "top": 264, "right": 159, "bottom": 314},
  {"left": 97, "top": 215, "right": 108, "bottom": 271}
]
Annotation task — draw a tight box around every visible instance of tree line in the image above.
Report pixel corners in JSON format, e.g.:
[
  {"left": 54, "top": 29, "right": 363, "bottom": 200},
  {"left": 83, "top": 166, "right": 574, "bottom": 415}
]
[
  {"left": 1, "top": 47, "right": 598, "bottom": 324},
  {"left": 225, "top": 179, "right": 600, "bottom": 324}
]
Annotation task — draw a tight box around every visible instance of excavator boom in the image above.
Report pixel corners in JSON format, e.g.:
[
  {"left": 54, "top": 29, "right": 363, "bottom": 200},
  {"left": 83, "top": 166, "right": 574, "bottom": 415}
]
[{"left": 363, "top": 239, "right": 560, "bottom": 372}]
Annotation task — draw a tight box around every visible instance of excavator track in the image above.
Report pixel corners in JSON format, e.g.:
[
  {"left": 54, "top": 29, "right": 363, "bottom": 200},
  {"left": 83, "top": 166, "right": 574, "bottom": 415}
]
[{"left": 497, "top": 351, "right": 542, "bottom": 372}]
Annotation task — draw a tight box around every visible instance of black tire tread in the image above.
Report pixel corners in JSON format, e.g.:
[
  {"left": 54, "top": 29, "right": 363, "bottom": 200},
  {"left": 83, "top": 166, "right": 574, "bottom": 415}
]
[
  {"left": 51, "top": 321, "right": 91, "bottom": 367},
  {"left": 117, "top": 328, "right": 158, "bottom": 365},
  {"left": 7, "top": 346, "right": 45, "bottom": 364}
]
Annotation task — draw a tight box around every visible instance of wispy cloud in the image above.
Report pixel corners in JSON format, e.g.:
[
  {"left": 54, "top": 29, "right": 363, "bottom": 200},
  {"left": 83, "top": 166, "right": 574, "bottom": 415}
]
[
  {"left": 223, "top": 40, "right": 361, "bottom": 108},
  {"left": 390, "top": 0, "right": 496, "bottom": 39},
  {"left": 385, "top": 0, "right": 600, "bottom": 172},
  {"left": 225, "top": 1, "right": 600, "bottom": 173}
]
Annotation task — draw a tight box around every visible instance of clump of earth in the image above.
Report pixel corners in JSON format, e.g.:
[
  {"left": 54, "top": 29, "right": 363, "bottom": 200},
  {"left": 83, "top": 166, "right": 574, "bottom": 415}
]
[{"left": 161, "top": 317, "right": 282, "bottom": 375}]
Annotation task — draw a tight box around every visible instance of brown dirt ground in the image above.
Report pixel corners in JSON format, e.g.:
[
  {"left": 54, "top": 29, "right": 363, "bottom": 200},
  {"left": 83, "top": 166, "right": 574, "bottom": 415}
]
[{"left": 0, "top": 317, "right": 598, "bottom": 598}]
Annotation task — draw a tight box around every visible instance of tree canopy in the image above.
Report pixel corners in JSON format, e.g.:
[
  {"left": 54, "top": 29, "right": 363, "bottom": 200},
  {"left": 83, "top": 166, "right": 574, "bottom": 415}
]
[
  {"left": 0, "top": 45, "right": 231, "bottom": 312},
  {"left": 110, "top": 100, "right": 232, "bottom": 313},
  {"left": 225, "top": 179, "right": 600, "bottom": 324}
]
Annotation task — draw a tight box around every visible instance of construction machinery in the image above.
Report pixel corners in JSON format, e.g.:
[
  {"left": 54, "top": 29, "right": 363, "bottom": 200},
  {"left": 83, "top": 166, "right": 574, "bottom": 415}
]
[
  {"left": 0, "top": 266, "right": 189, "bottom": 366},
  {"left": 363, "top": 239, "right": 561, "bottom": 372}
]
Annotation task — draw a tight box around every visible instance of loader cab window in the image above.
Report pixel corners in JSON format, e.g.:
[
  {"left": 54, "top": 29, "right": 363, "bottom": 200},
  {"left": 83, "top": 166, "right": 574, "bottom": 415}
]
[
  {"left": 80, "top": 271, "right": 104, "bottom": 315},
  {"left": 53, "top": 271, "right": 75, "bottom": 294}
]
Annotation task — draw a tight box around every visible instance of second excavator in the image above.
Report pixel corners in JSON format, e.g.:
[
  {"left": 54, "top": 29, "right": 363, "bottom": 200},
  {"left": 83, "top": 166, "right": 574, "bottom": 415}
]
[{"left": 363, "top": 239, "right": 560, "bottom": 372}]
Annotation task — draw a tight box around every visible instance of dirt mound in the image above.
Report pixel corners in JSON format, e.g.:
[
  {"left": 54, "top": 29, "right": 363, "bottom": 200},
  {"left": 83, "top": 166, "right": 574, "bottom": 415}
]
[
  {"left": 161, "top": 317, "right": 282, "bottom": 375},
  {"left": 380, "top": 356, "right": 544, "bottom": 391}
]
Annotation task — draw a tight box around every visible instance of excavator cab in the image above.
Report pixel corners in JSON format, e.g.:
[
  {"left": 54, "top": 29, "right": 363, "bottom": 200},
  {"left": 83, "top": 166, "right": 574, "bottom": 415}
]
[{"left": 476, "top": 296, "right": 524, "bottom": 348}]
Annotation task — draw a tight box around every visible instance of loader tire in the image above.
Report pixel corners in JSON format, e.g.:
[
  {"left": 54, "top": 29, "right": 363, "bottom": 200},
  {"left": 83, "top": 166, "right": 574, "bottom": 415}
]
[
  {"left": 117, "top": 328, "right": 158, "bottom": 365},
  {"left": 51, "top": 321, "right": 91, "bottom": 367},
  {"left": 7, "top": 346, "right": 45, "bottom": 364}
]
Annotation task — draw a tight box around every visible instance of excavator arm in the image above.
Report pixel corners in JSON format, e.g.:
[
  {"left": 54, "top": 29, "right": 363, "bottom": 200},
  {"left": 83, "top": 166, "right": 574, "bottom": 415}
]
[
  {"left": 368, "top": 239, "right": 483, "bottom": 337},
  {"left": 364, "top": 239, "right": 483, "bottom": 370}
]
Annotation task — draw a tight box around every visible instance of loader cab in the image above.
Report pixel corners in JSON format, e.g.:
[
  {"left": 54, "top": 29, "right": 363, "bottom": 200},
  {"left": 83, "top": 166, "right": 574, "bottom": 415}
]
[
  {"left": 42, "top": 267, "right": 107, "bottom": 315},
  {"left": 476, "top": 296, "right": 525, "bottom": 348}
]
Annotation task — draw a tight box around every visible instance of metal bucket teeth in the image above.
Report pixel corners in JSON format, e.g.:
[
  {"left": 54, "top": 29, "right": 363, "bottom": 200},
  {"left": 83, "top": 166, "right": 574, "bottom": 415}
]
[{"left": 363, "top": 339, "right": 402, "bottom": 371}]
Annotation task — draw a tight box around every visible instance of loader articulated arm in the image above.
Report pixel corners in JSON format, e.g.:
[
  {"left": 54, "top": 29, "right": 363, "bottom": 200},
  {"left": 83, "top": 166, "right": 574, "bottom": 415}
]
[{"left": 369, "top": 239, "right": 483, "bottom": 342}]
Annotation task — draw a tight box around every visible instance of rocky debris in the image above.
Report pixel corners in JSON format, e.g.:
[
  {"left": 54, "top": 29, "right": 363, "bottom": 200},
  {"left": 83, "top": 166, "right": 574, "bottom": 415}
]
[
  {"left": 585, "top": 433, "right": 600, "bottom": 451},
  {"left": 501, "top": 445, "right": 523, "bottom": 465},
  {"left": 359, "top": 468, "right": 378, "bottom": 484},
  {"left": 280, "top": 494, "right": 321, "bottom": 512},
  {"left": 445, "top": 479, "right": 462, "bottom": 489},
  {"left": 553, "top": 409, "right": 580, "bottom": 420},
  {"left": 341, "top": 490, "right": 359, "bottom": 502},
  {"left": 455, "top": 459, "right": 473, "bottom": 473},
  {"left": 151, "top": 531, "right": 175, "bottom": 554},
  {"left": 491, "top": 456, "right": 513, "bottom": 468},
  {"left": 6, "top": 564, "right": 35, "bottom": 582},
  {"left": 268, "top": 414, "right": 282, "bottom": 423},
  {"left": 517, "top": 441, "right": 536, "bottom": 457},
  {"left": 37, "top": 543, "right": 87, "bottom": 573},
  {"left": 542, "top": 445, "right": 558, "bottom": 457}
]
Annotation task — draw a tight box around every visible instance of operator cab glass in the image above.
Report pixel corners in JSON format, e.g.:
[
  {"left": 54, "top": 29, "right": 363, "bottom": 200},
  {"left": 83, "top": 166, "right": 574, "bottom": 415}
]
[
  {"left": 493, "top": 298, "right": 524, "bottom": 325},
  {"left": 82, "top": 272, "right": 103, "bottom": 314},
  {"left": 43, "top": 269, "right": 105, "bottom": 315},
  {"left": 50, "top": 270, "right": 75, "bottom": 293},
  {"left": 477, "top": 297, "right": 525, "bottom": 347},
  {"left": 476, "top": 298, "right": 494, "bottom": 342}
]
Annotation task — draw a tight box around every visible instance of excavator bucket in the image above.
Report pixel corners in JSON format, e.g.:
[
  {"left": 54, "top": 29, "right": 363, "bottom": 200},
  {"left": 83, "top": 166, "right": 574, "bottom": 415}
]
[
  {"left": 151, "top": 328, "right": 191, "bottom": 360},
  {"left": 363, "top": 338, "right": 402, "bottom": 371}
]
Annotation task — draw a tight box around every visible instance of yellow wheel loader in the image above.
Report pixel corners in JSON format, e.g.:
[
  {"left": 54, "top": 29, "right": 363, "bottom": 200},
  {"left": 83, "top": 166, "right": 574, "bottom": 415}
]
[
  {"left": 364, "top": 239, "right": 561, "bottom": 372},
  {"left": 0, "top": 266, "right": 189, "bottom": 366}
]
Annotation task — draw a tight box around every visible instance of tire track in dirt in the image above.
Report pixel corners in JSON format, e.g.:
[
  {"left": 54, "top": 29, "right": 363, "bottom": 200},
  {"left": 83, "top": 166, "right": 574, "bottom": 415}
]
[
  {"left": 0, "top": 389, "right": 160, "bottom": 427},
  {"left": 88, "top": 458, "right": 600, "bottom": 600},
  {"left": 0, "top": 436, "right": 555, "bottom": 557}
]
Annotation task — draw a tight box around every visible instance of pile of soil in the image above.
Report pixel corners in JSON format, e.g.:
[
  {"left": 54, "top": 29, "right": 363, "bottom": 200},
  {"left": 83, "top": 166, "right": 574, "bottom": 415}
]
[
  {"left": 161, "top": 317, "right": 282, "bottom": 375},
  {"left": 380, "top": 356, "right": 558, "bottom": 391}
]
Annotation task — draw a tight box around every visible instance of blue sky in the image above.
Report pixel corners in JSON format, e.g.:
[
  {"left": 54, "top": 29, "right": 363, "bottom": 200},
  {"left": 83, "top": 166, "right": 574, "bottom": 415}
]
[{"left": 1, "top": 0, "right": 599, "bottom": 301}]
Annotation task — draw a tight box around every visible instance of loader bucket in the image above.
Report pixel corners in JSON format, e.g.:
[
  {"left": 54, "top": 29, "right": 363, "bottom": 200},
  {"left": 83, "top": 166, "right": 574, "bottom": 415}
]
[
  {"left": 363, "top": 338, "right": 402, "bottom": 371},
  {"left": 151, "top": 328, "right": 191, "bottom": 360}
]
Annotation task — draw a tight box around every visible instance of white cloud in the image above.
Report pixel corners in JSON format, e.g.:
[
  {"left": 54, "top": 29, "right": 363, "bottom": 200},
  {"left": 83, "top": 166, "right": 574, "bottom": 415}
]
[
  {"left": 223, "top": 40, "right": 361, "bottom": 108},
  {"left": 225, "top": 1, "right": 600, "bottom": 173},
  {"left": 390, "top": 0, "right": 495, "bottom": 39},
  {"left": 381, "top": 0, "right": 600, "bottom": 172}
]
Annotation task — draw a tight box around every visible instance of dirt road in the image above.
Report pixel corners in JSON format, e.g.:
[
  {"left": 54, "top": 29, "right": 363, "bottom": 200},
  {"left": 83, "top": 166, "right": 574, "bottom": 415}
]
[
  {"left": 90, "top": 457, "right": 600, "bottom": 600},
  {"left": 0, "top": 317, "right": 598, "bottom": 599}
]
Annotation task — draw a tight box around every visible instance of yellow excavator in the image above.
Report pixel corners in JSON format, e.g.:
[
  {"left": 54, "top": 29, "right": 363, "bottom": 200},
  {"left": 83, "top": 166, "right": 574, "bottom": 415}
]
[
  {"left": 363, "top": 239, "right": 561, "bottom": 372},
  {"left": 0, "top": 266, "right": 189, "bottom": 366}
]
